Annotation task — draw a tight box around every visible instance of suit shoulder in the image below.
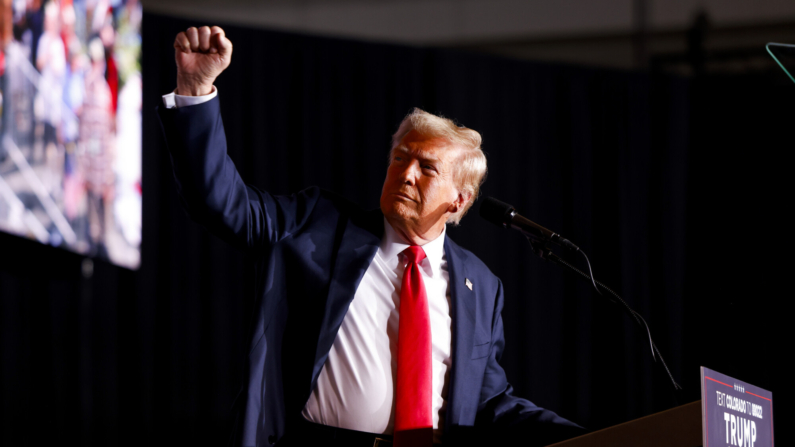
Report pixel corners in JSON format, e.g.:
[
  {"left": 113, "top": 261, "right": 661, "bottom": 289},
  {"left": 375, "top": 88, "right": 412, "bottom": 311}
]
[
  {"left": 314, "top": 188, "right": 372, "bottom": 218},
  {"left": 291, "top": 187, "right": 380, "bottom": 235},
  {"left": 273, "top": 186, "right": 363, "bottom": 214},
  {"left": 444, "top": 236, "right": 500, "bottom": 284}
]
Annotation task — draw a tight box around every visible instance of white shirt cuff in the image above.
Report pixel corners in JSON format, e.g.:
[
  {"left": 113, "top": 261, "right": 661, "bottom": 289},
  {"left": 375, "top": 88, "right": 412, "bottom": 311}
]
[{"left": 162, "top": 86, "right": 218, "bottom": 109}]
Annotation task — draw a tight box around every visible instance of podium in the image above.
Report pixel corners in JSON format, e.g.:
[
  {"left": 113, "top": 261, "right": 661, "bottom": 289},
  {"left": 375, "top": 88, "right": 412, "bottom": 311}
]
[{"left": 548, "top": 401, "right": 702, "bottom": 447}]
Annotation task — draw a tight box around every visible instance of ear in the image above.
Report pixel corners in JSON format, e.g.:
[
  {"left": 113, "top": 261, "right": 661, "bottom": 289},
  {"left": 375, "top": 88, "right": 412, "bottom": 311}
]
[{"left": 447, "top": 190, "right": 471, "bottom": 215}]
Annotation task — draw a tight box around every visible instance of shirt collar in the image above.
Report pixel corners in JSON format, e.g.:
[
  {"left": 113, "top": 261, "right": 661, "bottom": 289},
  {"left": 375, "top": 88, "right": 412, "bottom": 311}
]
[{"left": 381, "top": 218, "right": 446, "bottom": 277}]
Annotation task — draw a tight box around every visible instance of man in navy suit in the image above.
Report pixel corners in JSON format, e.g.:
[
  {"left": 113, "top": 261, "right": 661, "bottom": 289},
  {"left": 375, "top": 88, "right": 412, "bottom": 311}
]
[{"left": 158, "top": 26, "right": 582, "bottom": 447}]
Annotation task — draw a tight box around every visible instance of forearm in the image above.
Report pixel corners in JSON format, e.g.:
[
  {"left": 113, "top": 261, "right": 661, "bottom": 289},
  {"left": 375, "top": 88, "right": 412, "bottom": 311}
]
[
  {"left": 157, "top": 96, "right": 256, "bottom": 248},
  {"left": 157, "top": 93, "right": 322, "bottom": 249}
]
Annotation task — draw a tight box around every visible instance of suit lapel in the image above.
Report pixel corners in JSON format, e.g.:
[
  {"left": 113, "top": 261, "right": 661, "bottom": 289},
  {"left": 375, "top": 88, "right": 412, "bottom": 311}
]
[
  {"left": 443, "top": 237, "right": 476, "bottom": 429},
  {"left": 310, "top": 209, "right": 383, "bottom": 385}
]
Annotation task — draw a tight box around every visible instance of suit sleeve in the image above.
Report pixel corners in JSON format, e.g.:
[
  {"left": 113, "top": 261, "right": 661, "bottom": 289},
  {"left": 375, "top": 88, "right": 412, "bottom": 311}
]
[
  {"left": 474, "top": 279, "right": 586, "bottom": 446},
  {"left": 156, "top": 97, "right": 320, "bottom": 251}
]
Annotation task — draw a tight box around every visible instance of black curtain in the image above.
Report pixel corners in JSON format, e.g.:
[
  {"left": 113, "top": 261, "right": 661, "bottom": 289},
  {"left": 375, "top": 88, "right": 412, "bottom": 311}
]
[{"left": 1, "top": 13, "right": 791, "bottom": 446}]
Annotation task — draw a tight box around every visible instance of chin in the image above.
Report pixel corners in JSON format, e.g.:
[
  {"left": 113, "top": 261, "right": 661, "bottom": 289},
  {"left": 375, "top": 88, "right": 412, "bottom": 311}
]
[{"left": 381, "top": 199, "right": 415, "bottom": 222}]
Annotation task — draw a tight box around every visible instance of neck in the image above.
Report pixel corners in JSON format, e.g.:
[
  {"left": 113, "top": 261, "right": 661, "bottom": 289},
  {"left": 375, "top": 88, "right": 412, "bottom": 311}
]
[{"left": 385, "top": 216, "right": 445, "bottom": 246}]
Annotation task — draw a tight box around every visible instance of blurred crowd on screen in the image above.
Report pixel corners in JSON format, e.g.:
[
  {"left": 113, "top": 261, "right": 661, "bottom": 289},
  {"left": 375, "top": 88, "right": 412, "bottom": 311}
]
[{"left": 0, "top": 0, "right": 142, "bottom": 269}]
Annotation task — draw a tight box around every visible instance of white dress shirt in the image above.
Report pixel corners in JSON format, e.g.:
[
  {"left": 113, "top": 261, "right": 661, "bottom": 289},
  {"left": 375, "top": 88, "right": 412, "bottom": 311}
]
[
  {"left": 162, "top": 90, "right": 454, "bottom": 441},
  {"left": 302, "top": 219, "right": 452, "bottom": 441}
]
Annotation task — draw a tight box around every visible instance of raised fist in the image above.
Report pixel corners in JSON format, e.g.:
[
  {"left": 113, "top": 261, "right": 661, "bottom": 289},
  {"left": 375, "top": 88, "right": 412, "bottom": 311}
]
[{"left": 173, "top": 26, "right": 232, "bottom": 96}]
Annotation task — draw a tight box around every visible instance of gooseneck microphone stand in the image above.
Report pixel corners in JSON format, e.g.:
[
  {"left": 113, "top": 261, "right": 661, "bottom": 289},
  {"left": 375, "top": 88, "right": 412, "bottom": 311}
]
[
  {"left": 479, "top": 197, "right": 682, "bottom": 396},
  {"left": 525, "top": 237, "right": 682, "bottom": 394}
]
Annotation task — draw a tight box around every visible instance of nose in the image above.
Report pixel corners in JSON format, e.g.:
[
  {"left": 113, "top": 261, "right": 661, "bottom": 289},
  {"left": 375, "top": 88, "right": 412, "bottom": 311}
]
[{"left": 397, "top": 160, "right": 419, "bottom": 185}]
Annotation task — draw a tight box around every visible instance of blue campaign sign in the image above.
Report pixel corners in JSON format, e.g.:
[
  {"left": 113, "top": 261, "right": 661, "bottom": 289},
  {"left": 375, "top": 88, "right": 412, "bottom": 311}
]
[{"left": 701, "top": 367, "right": 774, "bottom": 447}]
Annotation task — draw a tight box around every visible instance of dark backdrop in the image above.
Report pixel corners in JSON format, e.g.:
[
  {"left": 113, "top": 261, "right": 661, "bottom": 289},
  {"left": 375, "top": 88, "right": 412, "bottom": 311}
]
[{"left": 1, "top": 13, "right": 791, "bottom": 446}]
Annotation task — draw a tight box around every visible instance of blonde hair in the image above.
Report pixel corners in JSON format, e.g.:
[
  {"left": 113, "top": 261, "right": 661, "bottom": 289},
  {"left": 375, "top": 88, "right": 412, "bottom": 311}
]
[{"left": 391, "top": 108, "right": 487, "bottom": 225}]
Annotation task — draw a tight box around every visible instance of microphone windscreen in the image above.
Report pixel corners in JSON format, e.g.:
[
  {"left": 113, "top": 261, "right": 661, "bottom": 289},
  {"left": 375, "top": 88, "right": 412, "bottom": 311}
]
[{"left": 479, "top": 197, "right": 515, "bottom": 227}]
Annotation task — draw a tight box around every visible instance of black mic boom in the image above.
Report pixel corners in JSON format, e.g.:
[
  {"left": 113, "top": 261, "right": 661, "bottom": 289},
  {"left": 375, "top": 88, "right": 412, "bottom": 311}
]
[
  {"left": 479, "top": 197, "right": 579, "bottom": 251},
  {"left": 479, "top": 197, "right": 683, "bottom": 392}
]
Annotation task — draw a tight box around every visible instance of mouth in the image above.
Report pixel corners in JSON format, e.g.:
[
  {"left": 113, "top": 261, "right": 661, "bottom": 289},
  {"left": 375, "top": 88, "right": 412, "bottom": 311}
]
[{"left": 392, "top": 192, "right": 416, "bottom": 202}]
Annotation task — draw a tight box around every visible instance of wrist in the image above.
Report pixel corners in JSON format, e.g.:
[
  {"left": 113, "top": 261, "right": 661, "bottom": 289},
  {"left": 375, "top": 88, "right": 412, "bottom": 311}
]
[{"left": 176, "top": 77, "right": 214, "bottom": 96}]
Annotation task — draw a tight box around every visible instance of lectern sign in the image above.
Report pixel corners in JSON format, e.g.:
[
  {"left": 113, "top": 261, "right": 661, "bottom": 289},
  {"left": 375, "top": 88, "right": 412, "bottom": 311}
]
[{"left": 701, "top": 367, "right": 774, "bottom": 447}]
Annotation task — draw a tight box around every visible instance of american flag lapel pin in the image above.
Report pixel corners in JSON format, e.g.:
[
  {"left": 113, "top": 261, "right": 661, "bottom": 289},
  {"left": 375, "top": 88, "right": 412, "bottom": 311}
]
[{"left": 465, "top": 278, "right": 473, "bottom": 290}]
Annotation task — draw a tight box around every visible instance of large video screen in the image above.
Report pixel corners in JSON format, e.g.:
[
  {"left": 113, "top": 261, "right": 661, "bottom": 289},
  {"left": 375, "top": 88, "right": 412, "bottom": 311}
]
[{"left": 1, "top": 0, "right": 141, "bottom": 269}]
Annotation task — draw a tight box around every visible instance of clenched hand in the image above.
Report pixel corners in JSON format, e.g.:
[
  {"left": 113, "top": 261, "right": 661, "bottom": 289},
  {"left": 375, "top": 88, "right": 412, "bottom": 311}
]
[{"left": 173, "top": 26, "right": 232, "bottom": 96}]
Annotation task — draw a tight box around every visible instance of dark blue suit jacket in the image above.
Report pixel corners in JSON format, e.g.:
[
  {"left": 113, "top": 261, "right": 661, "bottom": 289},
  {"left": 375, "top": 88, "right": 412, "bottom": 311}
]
[{"left": 157, "top": 97, "right": 582, "bottom": 447}]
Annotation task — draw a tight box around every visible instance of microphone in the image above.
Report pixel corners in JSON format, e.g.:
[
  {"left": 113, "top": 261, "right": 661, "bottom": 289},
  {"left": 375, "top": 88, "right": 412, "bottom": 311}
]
[{"left": 479, "top": 197, "right": 579, "bottom": 251}]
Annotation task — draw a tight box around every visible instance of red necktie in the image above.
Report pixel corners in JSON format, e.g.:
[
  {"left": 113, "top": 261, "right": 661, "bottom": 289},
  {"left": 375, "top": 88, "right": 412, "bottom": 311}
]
[{"left": 394, "top": 246, "right": 433, "bottom": 447}]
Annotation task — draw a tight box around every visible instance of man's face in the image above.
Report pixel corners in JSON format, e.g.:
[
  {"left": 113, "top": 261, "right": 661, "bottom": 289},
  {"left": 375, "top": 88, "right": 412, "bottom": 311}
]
[{"left": 380, "top": 130, "right": 463, "bottom": 232}]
